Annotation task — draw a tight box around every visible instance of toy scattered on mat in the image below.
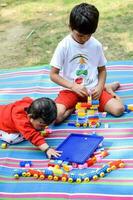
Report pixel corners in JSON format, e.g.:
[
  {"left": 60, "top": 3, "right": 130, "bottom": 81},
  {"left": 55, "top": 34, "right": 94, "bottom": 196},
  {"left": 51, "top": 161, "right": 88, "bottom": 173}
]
[
  {"left": 1, "top": 142, "right": 7, "bottom": 149},
  {"left": 13, "top": 169, "right": 27, "bottom": 179},
  {"left": 40, "top": 126, "right": 52, "bottom": 137},
  {"left": 52, "top": 133, "right": 104, "bottom": 164},
  {"left": 49, "top": 150, "right": 109, "bottom": 171},
  {"left": 19, "top": 161, "right": 32, "bottom": 168},
  {"left": 13, "top": 160, "right": 125, "bottom": 183},
  {"left": 68, "top": 95, "right": 107, "bottom": 128},
  {"left": 108, "top": 160, "right": 125, "bottom": 169},
  {"left": 124, "top": 104, "right": 133, "bottom": 112}
]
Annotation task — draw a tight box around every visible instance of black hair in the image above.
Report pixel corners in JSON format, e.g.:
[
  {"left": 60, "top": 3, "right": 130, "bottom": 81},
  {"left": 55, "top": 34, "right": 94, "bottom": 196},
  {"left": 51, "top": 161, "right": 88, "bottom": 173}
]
[
  {"left": 69, "top": 3, "right": 99, "bottom": 34},
  {"left": 26, "top": 97, "right": 57, "bottom": 125}
]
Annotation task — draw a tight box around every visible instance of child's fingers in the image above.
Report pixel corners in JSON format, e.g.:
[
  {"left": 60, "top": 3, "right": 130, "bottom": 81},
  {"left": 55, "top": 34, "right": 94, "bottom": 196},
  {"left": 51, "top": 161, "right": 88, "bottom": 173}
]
[
  {"left": 51, "top": 152, "right": 61, "bottom": 158},
  {"left": 53, "top": 154, "right": 60, "bottom": 158},
  {"left": 54, "top": 150, "right": 62, "bottom": 156},
  {"left": 78, "top": 90, "right": 88, "bottom": 97},
  {"left": 48, "top": 149, "right": 62, "bottom": 158},
  {"left": 56, "top": 150, "right": 63, "bottom": 153}
]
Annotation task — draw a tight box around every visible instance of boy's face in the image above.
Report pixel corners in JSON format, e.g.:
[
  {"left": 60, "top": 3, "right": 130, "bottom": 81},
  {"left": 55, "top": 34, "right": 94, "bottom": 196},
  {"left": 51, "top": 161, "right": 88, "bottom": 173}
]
[
  {"left": 71, "top": 30, "right": 91, "bottom": 44},
  {"left": 30, "top": 117, "right": 47, "bottom": 131}
]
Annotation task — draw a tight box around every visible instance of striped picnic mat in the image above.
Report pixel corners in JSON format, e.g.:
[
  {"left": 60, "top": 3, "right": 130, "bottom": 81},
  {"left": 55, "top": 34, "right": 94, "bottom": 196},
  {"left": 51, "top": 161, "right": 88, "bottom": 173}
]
[{"left": 0, "top": 61, "right": 133, "bottom": 200}]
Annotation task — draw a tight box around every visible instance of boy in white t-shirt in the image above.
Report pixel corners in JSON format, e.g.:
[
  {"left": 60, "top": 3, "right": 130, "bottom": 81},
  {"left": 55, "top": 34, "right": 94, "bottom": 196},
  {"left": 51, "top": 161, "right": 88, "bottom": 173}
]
[{"left": 50, "top": 3, "right": 124, "bottom": 123}]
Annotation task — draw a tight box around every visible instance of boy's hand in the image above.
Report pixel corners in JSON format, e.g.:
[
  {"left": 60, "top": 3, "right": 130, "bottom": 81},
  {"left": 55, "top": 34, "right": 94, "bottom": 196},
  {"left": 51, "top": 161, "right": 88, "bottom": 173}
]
[
  {"left": 71, "top": 83, "right": 88, "bottom": 97},
  {"left": 92, "top": 86, "right": 102, "bottom": 100},
  {"left": 46, "top": 147, "right": 62, "bottom": 159}
]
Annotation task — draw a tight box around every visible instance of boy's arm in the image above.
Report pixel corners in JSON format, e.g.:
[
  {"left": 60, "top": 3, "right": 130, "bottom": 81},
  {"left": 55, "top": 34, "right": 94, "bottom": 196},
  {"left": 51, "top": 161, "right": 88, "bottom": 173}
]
[
  {"left": 14, "top": 116, "right": 61, "bottom": 158},
  {"left": 50, "top": 66, "right": 88, "bottom": 97},
  {"left": 39, "top": 143, "right": 61, "bottom": 158},
  {"left": 50, "top": 67, "right": 73, "bottom": 89},
  {"left": 97, "top": 66, "right": 106, "bottom": 90},
  {"left": 92, "top": 66, "right": 106, "bottom": 99}
]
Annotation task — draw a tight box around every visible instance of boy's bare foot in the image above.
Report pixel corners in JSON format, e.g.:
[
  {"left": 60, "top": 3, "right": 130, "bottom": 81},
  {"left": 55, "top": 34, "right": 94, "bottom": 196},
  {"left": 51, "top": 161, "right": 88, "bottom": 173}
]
[{"left": 105, "top": 82, "right": 120, "bottom": 92}]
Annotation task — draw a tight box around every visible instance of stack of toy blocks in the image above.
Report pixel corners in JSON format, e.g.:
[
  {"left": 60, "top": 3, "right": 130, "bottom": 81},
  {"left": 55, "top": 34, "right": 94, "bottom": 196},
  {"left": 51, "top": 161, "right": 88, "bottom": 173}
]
[{"left": 75, "top": 95, "right": 100, "bottom": 128}]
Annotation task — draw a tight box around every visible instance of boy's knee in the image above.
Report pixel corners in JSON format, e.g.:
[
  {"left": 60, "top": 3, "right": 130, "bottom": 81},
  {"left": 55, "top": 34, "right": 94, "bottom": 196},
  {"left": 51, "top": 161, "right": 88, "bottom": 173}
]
[
  {"left": 55, "top": 109, "right": 66, "bottom": 124},
  {"left": 55, "top": 103, "right": 67, "bottom": 124},
  {"left": 55, "top": 116, "right": 63, "bottom": 124},
  {"left": 112, "top": 105, "right": 125, "bottom": 116}
]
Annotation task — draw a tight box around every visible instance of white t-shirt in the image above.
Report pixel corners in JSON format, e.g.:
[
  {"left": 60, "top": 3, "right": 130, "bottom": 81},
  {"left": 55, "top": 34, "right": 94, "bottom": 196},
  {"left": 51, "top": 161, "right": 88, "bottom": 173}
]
[{"left": 50, "top": 34, "right": 107, "bottom": 90}]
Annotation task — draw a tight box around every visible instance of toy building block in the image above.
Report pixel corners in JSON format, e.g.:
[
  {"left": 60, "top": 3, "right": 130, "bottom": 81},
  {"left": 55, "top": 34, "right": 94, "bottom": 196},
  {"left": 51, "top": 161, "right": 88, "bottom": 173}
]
[
  {"left": 61, "top": 174, "right": 68, "bottom": 182},
  {"left": 26, "top": 169, "right": 45, "bottom": 179},
  {"left": 86, "top": 159, "right": 95, "bottom": 167},
  {"left": 128, "top": 104, "right": 133, "bottom": 111},
  {"left": 96, "top": 164, "right": 111, "bottom": 177},
  {"left": 72, "top": 163, "right": 78, "bottom": 168},
  {"left": 83, "top": 171, "right": 98, "bottom": 182},
  {"left": 13, "top": 169, "right": 27, "bottom": 179},
  {"left": 40, "top": 127, "right": 52, "bottom": 137},
  {"left": 1, "top": 142, "right": 7, "bottom": 149},
  {"left": 101, "top": 112, "right": 107, "bottom": 117},
  {"left": 78, "top": 163, "right": 88, "bottom": 169},
  {"left": 19, "top": 161, "right": 32, "bottom": 167},
  {"left": 101, "top": 150, "right": 109, "bottom": 157},
  {"left": 95, "top": 154, "right": 103, "bottom": 162},
  {"left": 44, "top": 168, "right": 54, "bottom": 180},
  {"left": 63, "top": 164, "right": 73, "bottom": 172},
  {"left": 77, "top": 111, "right": 86, "bottom": 117},
  {"left": 48, "top": 160, "right": 56, "bottom": 167},
  {"left": 68, "top": 173, "right": 83, "bottom": 183},
  {"left": 67, "top": 122, "right": 75, "bottom": 127},
  {"left": 26, "top": 169, "right": 38, "bottom": 178},
  {"left": 124, "top": 105, "right": 130, "bottom": 112},
  {"left": 124, "top": 104, "right": 133, "bottom": 112},
  {"left": 108, "top": 160, "right": 125, "bottom": 170},
  {"left": 33, "top": 170, "right": 45, "bottom": 180}
]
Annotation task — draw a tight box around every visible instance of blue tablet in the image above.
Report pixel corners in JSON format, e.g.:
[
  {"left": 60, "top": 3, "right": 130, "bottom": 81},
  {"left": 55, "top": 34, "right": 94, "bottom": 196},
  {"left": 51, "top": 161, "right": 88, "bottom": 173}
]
[{"left": 54, "top": 133, "right": 103, "bottom": 164}]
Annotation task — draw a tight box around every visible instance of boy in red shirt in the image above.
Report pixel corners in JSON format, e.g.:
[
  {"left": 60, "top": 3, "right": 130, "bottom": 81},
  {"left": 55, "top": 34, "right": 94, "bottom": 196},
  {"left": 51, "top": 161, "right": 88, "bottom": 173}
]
[{"left": 0, "top": 97, "right": 61, "bottom": 158}]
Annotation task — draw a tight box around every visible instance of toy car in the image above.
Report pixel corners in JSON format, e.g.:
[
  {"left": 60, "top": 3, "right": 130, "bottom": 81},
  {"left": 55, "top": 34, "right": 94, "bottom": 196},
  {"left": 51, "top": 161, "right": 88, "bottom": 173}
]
[{"left": 108, "top": 160, "right": 125, "bottom": 170}]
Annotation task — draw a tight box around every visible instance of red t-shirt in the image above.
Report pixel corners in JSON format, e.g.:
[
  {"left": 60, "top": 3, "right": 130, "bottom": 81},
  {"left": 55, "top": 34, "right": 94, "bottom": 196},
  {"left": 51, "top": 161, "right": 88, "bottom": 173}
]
[{"left": 0, "top": 97, "right": 45, "bottom": 146}]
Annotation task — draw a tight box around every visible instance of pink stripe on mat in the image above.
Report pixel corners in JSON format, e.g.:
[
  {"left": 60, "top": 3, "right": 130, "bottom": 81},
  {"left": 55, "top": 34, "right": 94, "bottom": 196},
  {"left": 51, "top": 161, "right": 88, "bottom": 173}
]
[
  {"left": 0, "top": 157, "right": 132, "bottom": 163},
  {"left": 0, "top": 69, "right": 50, "bottom": 78},
  {"left": 0, "top": 85, "right": 133, "bottom": 94},
  {"left": 52, "top": 128, "right": 133, "bottom": 133},
  {"left": 107, "top": 65, "right": 133, "bottom": 70},
  {"left": 0, "top": 193, "right": 133, "bottom": 200}
]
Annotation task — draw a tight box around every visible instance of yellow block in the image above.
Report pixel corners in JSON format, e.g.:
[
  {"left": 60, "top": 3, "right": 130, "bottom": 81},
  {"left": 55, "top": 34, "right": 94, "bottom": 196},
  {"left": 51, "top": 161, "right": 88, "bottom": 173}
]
[
  {"left": 78, "top": 112, "right": 86, "bottom": 117},
  {"left": 75, "top": 103, "right": 81, "bottom": 109},
  {"left": 1, "top": 143, "right": 7, "bottom": 149},
  {"left": 88, "top": 95, "right": 92, "bottom": 102},
  {"left": 128, "top": 105, "right": 133, "bottom": 111},
  {"left": 87, "top": 110, "right": 95, "bottom": 115}
]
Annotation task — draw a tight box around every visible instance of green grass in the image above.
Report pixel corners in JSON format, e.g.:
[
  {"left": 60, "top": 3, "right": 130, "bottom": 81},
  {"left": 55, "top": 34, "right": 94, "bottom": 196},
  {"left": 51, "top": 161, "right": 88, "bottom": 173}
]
[{"left": 0, "top": 0, "right": 133, "bottom": 68}]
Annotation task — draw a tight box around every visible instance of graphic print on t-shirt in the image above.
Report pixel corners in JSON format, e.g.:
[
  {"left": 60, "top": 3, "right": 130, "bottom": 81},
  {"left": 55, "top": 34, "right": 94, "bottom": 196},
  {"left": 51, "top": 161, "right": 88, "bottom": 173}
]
[{"left": 69, "top": 53, "right": 93, "bottom": 85}]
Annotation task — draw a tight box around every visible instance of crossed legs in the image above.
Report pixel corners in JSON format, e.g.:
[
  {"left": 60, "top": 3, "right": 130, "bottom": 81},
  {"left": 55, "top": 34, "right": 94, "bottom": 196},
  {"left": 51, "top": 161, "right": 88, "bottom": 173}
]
[{"left": 55, "top": 82, "right": 125, "bottom": 124}]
